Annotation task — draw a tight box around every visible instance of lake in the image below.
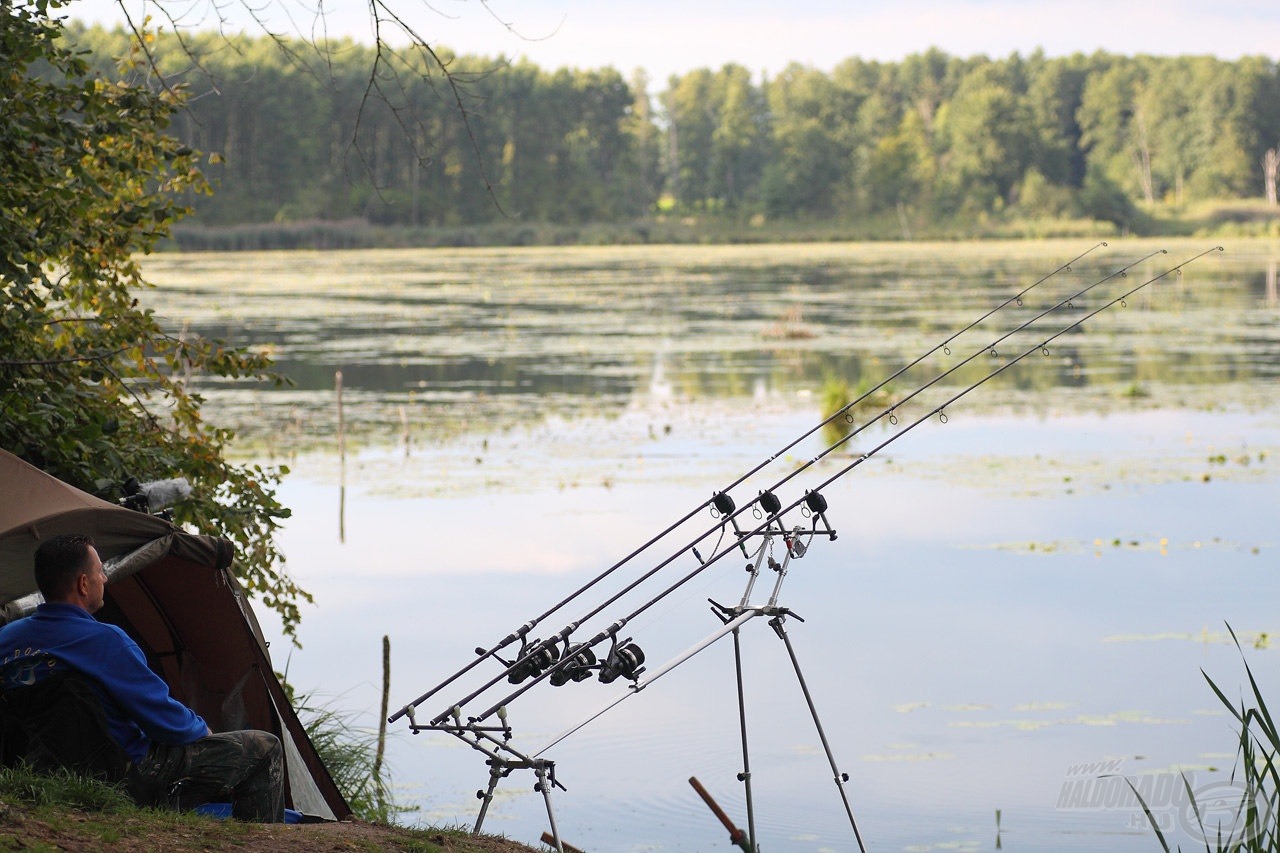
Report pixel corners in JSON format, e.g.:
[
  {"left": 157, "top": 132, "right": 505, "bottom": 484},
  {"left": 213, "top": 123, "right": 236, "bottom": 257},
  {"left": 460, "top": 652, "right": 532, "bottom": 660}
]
[{"left": 141, "top": 239, "right": 1279, "bottom": 851}]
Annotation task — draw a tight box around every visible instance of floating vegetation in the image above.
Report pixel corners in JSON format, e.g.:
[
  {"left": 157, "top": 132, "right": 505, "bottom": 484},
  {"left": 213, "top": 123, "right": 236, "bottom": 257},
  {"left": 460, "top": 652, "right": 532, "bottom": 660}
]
[
  {"left": 902, "top": 840, "right": 982, "bottom": 853},
  {"left": 1013, "top": 701, "right": 1073, "bottom": 712},
  {"left": 819, "top": 375, "right": 853, "bottom": 445},
  {"left": 892, "top": 699, "right": 1189, "bottom": 732},
  {"left": 891, "top": 701, "right": 991, "bottom": 713},
  {"left": 1104, "top": 628, "right": 1276, "bottom": 648},
  {"left": 981, "top": 535, "right": 1268, "bottom": 557},
  {"left": 893, "top": 701, "right": 932, "bottom": 714},
  {"left": 862, "top": 749, "right": 958, "bottom": 762},
  {"left": 949, "top": 709, "right": 1189, "bottom": 730},
  {"left": 761, "top": 303, "right": 815, "bottom": 340},
  {"left": 130, "top": 241, "right": 1279, "bottom": 460}
]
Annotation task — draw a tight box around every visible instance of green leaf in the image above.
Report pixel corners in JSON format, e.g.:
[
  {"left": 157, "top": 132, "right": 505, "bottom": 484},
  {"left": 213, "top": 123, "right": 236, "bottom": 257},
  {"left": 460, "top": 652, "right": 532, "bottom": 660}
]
[{"left": 0, "top": 5, "right": 305, "bottom": 638}]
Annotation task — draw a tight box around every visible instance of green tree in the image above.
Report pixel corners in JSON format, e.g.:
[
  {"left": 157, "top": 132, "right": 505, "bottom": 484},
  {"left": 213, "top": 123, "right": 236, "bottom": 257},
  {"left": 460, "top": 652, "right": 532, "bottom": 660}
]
[
  {"left": 709, "top": 64, "right": 768, "bottom": 209},
  {"left": 664, "top": 65, "right": 768, "bottom": 211},
  {"left": 760, "top": 64, "right": 850, "bottom": 218},
  {"left": 847, "top": 85, "right": 902, "bottom": 214},
  {"left": 1189, "top": 57, "right": 1268, "bottom": 200},
  {"left": 548, "top": 67, "right": 637, "bottom": 221},
  {"left": 863, "top": 110, "right": 935, "bottom": 213},
  {"left": 936, "top": 60, "right": 1033, "bottom": 213},
  {"left": 1077, "top": 58, "right": 1155, "bottom": 203},
  {"left": 1023, "top": 51, "right": 1091, "bottom": 188},
  {"left": 0, "top": 0, "right": 308, "bottom": 636},
  {"left": 619, "top": 69, "right": 662, "bottom": 216},
  {"left": 664, "top": 69, "right": 717, "bottom": 207}
]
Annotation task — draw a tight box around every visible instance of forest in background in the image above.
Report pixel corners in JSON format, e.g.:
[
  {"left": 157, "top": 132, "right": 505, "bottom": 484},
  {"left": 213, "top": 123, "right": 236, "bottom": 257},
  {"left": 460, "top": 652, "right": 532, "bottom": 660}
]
[{"left": 65, "top": 25, "right": 1280, "bottom": 246}]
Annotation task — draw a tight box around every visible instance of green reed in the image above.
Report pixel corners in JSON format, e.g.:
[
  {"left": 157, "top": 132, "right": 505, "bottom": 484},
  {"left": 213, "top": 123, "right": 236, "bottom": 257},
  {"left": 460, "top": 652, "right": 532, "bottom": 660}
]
[{"left": 1134, "top": 625, "right": 1280, "bottom": 851}]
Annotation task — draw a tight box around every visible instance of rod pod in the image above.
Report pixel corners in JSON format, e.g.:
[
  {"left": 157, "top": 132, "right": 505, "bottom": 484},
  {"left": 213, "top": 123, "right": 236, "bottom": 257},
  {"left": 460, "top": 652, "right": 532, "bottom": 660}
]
[
  {"left": 389, "top": 243, "right": 1109, "bottom": 723},
  {"left": 397, "top": 246, "right": 1223, "bottom": 852},
  {"left": 459, "top": 248, "right": 1208, "bottom": 724}
]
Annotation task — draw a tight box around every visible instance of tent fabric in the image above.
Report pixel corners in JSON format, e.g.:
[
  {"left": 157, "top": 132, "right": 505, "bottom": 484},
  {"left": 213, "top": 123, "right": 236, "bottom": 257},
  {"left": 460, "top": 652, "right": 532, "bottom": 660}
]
[
  {"left": 0, "top": 449, "right": 216, "bottom": 605},
  {"left": 0, "top": 448, "right": 350, "bottom": 820}
]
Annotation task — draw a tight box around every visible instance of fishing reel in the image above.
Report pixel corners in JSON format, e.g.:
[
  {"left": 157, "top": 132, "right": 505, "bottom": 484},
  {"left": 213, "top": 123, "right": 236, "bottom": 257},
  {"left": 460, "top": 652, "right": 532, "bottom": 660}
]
[
  {"left": 549, "top": 645, "right": 598, "bottom": 687},
  {"left": 497, "top": 637, "right": 561, "bottom": 684},
  {"left": 711, "top": 491, "right": 752, "bottom": 558},
  {"left": 803, "top": 489, "right": 836, "bottom": 541},
  {"left": 598, "top": 636, "right": 646, "bottom": 684}
]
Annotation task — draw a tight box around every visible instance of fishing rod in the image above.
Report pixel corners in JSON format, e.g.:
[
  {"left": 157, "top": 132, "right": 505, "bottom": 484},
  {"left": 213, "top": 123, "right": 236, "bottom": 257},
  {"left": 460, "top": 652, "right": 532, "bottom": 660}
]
[
  {"left": 796, "top": 245, "right": 1223, "bottom": 499},
  {"left": 400, "top": 247, "right": 1221, "bottom": 851},
  {"left": 406, "top": 246, "right": 1166, "bottom": 726},
  {"left": 419, "top": 246, "right": 1166, "bottom": 725},
  {"left": 462, "top": 245, "right": 1221, "bottom": 726},
  {"left": 388, "top": 243, "right": 1110, "bottom": 725},
  {"left": 492, "top": 247, "right": 1165, "bottom": 634}
]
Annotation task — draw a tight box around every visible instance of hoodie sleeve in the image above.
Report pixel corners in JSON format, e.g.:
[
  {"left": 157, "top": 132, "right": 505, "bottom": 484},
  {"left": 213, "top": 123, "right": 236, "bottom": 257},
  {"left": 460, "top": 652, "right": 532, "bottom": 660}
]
[{"left": 91, "top": 624, "right": 210, "bottom": 746}]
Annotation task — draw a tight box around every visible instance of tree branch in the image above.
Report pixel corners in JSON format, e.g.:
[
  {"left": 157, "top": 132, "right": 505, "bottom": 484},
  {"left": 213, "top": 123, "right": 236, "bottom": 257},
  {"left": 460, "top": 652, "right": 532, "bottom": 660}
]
[{"left": 0, "top": 347, "right": 132, "bottom": 367}]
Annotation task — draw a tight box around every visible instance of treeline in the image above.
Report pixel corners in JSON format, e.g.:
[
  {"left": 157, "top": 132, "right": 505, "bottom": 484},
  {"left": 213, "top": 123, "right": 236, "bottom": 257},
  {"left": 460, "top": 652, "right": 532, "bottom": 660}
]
[{"left": 64, "top": 26, "right": 1280, "bottom": 237}]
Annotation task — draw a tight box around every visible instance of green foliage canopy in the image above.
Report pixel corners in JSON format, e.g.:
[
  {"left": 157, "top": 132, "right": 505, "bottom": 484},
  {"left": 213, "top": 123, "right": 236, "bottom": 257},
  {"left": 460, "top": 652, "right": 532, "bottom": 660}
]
[
  {"left": 0, "top": 0, "right": 308, "bottom": 636},
  {"left": 50, "top": 26, "right": 1280, "bottom": 235}
]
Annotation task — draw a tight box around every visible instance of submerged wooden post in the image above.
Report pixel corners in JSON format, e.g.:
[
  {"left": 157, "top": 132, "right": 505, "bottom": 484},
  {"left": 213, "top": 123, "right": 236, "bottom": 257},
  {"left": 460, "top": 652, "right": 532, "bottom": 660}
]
[
  {"left": 375, "top": 634, "right": 390, "bottom": 818},
  {"left": 336, "top": 370, "right": 346, "bottom": 543},
  {"left": 399, "top": 404, "right": 410, "bottom": 458},
  {"left": 336, "top": 369, "right": 346, "bottom": 460}
]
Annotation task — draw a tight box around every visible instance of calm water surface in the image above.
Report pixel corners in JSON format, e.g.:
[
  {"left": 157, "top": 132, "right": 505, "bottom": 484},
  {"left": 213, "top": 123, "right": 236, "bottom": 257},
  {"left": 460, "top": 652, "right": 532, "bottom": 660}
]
[{"left": 142, "top": 240, "right": 1280, "bottom": 851}]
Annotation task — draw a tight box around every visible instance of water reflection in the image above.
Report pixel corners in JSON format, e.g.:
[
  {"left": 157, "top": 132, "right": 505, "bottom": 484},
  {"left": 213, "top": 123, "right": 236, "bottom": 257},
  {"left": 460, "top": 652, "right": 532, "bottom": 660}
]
[{"left": 249, "top": 401, "right": 1280, "bottom": 851}]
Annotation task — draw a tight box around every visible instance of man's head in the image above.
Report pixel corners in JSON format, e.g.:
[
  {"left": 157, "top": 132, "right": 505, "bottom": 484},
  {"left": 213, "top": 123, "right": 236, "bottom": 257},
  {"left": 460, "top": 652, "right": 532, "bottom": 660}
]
[{"left": 34, "top": 534, "right": 107, "bottom": 612}]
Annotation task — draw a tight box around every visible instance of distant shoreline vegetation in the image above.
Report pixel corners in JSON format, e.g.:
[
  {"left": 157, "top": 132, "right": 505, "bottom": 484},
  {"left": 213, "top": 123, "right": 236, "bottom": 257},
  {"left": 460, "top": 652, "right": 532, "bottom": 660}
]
[
  {"left": 64, "top": 25, "right": 1280, "bottom": 248},
  {"left": 165, "top": 202, "right": 1279, "bottom": 252}
]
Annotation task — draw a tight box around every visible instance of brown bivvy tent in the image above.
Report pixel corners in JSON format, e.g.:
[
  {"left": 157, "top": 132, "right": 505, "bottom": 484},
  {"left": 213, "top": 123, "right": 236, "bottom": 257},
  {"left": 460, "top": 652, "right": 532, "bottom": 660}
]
[{"left": 0, "top": 448, "right": 350, "bottom": 820}]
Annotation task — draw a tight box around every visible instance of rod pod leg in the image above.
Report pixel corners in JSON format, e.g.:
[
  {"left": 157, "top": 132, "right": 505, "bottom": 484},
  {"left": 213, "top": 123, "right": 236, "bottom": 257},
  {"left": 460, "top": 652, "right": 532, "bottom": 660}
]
[
  {"left": 473, "top": 760, "right": 506, "bottom": 835},
  {"left": 768, "top": 616, "right": 868, "bottom": 853},
  {"left": 534, "top": 763, "right": 565, "bottom": 853},
  {"left": 732, "top": 627, "right": 760, "bottom": 852}
]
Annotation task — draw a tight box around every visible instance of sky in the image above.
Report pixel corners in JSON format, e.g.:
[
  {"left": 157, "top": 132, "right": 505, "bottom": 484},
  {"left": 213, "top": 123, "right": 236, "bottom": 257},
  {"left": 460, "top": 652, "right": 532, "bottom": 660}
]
[{"left": 66, "top": 0, "right": 1280, "bottom": 83}]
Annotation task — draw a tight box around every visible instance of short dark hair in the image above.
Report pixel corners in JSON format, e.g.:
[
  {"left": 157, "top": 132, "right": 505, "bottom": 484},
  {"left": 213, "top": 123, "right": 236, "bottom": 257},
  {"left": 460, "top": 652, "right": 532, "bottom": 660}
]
[{"left": 33, "top": 534, "right": 97, "bottom": 601}]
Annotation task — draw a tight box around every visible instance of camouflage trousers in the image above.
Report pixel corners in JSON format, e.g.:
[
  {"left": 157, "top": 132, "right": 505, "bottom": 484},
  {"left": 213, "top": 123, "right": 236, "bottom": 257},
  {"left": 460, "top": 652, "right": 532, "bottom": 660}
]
[{"left": 132, "top": 730, "right": 284, "bottom": 823}]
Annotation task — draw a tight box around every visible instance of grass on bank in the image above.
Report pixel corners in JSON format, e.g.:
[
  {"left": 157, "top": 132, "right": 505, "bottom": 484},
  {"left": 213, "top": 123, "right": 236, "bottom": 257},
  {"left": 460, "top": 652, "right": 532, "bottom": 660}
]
[
  {"left": 297, "top": 694, "right": 404, "bottom": 825},
  {"left": 0, "top": 673, "right": 521, "bottom": 851},
  {"left": 0, "top": 766, "right": 255, "bottom": 849},
  {"left": 0, "top": 765, "right": 536, "bottom": 852}
]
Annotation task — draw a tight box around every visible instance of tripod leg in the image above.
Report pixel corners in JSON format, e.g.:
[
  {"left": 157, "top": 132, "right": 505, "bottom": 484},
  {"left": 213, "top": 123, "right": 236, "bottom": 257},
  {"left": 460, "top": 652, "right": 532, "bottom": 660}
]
[
  {"left": 732, "top": 627, "right": 759, "bottom": 852},
  {"left": 473, "top": 761, "right": 504, "bottom": 835},
  {"left": 534, "top": 764, "right": 565, "bottom": 853},
  {"left": 769, "top": 616, "right": 867, "bottom": 853}
]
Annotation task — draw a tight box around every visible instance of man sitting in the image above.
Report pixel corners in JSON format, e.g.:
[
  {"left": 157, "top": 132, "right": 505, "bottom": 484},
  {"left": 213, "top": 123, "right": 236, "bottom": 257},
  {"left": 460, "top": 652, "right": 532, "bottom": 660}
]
[{"left": 0, "top": 534, "right": 284, "bottom": 822}]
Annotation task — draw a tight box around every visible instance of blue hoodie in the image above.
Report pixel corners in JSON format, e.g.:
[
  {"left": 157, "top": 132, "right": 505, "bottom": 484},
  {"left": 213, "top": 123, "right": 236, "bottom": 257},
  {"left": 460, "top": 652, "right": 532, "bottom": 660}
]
[{"left": 0, "top": 602, "right": 209, "bottom": 762}]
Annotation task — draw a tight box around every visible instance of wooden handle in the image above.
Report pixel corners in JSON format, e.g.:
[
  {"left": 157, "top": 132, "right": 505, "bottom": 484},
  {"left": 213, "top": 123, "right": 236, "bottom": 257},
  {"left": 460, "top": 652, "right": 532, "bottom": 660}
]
[{"left": 688, "top": 776, "right": 749, "bottom": 848}]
